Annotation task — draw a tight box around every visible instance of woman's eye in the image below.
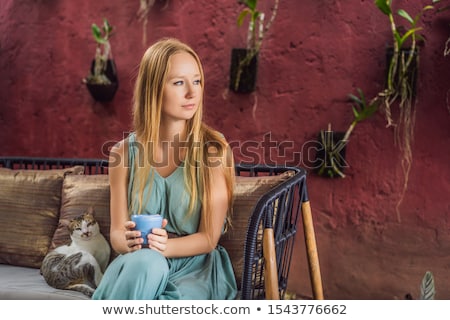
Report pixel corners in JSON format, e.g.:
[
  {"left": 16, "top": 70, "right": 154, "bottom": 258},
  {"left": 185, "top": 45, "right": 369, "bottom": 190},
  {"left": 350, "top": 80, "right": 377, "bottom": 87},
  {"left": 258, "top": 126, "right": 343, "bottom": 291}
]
[
  {"left": 174, "top": 80, "right": 184, "bottom": 85},
  {"left": 193, "top": 79, "right": 201, "bottom": 85}
]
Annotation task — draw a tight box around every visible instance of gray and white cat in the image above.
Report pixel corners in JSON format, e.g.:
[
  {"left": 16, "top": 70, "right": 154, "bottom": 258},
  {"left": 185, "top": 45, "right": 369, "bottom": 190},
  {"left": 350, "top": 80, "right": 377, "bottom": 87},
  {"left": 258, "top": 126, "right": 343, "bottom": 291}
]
[{"left": 40, "top": 207, "right": 110, "bottom": 297}]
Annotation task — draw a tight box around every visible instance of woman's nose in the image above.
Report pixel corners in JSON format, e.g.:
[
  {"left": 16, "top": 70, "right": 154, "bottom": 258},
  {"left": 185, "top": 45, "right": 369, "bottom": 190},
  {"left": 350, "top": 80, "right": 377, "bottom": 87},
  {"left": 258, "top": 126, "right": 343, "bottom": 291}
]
[{"left": 185, "top": 83, "right": 196, "bottom": 98}]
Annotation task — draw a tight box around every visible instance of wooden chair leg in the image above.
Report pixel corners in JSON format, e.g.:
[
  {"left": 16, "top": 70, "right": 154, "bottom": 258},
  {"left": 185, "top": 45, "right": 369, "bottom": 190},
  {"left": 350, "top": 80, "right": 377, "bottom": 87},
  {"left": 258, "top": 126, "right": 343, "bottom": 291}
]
[
  {"left": 302, "top": 200, "right": 324, "bottom": 300},
  {"left": 263, "top": 227, "right": 280, "bottom": 299}
]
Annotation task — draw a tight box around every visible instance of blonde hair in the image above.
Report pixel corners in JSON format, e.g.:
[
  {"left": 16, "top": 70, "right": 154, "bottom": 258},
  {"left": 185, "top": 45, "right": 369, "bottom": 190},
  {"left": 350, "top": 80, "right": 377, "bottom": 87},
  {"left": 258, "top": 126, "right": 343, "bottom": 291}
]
[{"left": 130, "top": 37, "right": 235, "bottom": 232}]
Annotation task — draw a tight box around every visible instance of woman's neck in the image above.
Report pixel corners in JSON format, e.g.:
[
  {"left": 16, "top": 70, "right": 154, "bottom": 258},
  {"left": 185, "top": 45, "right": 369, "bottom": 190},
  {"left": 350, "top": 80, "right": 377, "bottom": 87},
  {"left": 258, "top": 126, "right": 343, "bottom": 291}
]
[
  {"left": 158, "top": 120, "right": 188, "bottom": 143},
  {"left": 154, "top": 120, "right": 188, "bottom": 170}
]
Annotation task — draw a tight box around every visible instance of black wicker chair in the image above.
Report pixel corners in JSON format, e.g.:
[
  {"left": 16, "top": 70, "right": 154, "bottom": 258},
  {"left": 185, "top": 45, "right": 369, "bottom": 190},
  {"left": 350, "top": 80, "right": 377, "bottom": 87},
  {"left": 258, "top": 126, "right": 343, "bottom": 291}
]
[{"left": 0, "top": 156, "right": 323, "bottom": 300}]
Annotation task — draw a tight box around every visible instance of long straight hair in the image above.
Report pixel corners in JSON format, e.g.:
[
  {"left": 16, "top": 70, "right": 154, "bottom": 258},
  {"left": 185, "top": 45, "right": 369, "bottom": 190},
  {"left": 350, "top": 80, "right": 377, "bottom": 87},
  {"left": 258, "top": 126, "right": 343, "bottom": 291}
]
[{"left": 130, "top": 37, "right": 235, "bottom": 233}]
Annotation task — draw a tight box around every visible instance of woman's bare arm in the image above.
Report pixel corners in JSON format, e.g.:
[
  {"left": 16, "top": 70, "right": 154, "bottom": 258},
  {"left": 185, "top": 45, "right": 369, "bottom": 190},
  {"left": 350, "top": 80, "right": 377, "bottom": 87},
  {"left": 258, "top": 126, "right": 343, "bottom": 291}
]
[{"left": 108, "top": 139, "right": 142, "bottom": 254}]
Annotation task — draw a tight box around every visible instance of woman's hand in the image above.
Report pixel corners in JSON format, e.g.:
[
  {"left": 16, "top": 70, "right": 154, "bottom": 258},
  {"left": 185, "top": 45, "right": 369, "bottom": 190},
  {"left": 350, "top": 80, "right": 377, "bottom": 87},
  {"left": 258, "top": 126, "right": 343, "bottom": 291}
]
[
  {"left": 124, "top": 220, "right": 143, "bottom": 252},
  {"left": 148, "top": 219, "right": 168, "bottom": 253},
  {"left": 124, "top": 218, "right": 168, "bottom": 252}
]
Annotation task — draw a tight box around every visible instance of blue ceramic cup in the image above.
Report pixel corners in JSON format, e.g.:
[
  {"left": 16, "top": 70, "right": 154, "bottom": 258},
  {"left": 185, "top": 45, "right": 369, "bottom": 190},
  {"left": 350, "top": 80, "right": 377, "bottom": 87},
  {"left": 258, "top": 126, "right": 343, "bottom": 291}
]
[{"left": 131, "top": 214, "right": 163, "bottom": 245}]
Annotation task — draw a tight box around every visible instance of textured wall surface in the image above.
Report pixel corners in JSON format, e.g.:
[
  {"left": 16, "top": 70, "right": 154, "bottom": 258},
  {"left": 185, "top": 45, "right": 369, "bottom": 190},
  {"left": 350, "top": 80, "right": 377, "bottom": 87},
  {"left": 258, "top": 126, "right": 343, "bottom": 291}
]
[{"left": 1, "top": 0, "right": 449, "bottom": 299}]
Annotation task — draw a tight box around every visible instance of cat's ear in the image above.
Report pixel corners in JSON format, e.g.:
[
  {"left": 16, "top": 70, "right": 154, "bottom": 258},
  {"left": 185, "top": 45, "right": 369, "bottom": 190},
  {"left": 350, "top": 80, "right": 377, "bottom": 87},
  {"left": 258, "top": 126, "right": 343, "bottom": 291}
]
[{"left": 86, "top": 206, "right": 95, "bottom": 216}]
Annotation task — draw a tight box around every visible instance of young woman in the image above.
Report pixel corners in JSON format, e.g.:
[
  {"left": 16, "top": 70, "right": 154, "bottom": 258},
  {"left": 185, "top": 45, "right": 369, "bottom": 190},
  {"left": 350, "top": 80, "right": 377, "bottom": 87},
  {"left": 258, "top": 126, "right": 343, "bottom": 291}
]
[{"left": 92, "top": 38, "right": 237, "bottom": 300}]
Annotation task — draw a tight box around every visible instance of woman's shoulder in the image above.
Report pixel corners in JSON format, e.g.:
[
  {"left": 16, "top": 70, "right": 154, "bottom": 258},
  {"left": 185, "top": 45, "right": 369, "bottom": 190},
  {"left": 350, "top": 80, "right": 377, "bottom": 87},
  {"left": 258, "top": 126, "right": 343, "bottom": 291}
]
[
  {"left": 108, "top": 133, "right": 134, "bottom": 168},
  {"left": 110, "top": 136, "right": 128, "bottom": 153},
  {"left": 111, "top": 132, "right": 136, "bottom": 149}
]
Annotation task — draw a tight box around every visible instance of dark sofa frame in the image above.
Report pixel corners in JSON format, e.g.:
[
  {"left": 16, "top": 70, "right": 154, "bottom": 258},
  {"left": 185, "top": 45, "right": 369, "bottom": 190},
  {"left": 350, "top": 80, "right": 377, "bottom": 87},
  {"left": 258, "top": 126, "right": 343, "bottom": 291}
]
[{"left": 0, "top": 156, "right": 323, "bottom": 300}]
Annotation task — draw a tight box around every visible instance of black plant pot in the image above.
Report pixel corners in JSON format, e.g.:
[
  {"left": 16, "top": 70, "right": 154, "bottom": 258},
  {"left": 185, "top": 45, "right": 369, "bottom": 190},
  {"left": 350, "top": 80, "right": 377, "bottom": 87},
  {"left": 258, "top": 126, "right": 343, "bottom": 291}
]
[
  {"left": 313, "top": 131, "right": 348, "bottom": 178},
  {"left": 86, "top": 59, "right": 119, "bottom": 102},
  {"left": 385, "top": 47, "right": 418, "bottom": 98},
  {"left": 229, "top": 48, "right": 258, "bottom": 93}
]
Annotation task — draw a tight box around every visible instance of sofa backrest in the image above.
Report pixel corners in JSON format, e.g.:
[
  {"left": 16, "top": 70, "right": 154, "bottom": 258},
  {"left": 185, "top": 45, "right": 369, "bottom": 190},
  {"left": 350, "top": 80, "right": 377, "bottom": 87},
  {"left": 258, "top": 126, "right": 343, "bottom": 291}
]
[{"left": 0, "top": 157, "right": 305, "bottom": 299}]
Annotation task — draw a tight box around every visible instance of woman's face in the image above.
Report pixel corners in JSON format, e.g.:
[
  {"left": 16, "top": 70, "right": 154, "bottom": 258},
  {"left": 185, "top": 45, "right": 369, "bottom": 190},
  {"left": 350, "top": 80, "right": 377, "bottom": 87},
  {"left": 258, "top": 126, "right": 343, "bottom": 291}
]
[{"left": 161, "top": 51, "right": 202, "bottom": 123}]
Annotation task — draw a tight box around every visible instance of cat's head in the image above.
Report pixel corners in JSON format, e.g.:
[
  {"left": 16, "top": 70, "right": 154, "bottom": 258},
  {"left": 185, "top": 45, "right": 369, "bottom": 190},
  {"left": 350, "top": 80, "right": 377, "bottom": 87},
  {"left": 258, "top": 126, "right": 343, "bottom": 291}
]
[{"left": 68, "top": 207, "right": 100, "bottom": 241}]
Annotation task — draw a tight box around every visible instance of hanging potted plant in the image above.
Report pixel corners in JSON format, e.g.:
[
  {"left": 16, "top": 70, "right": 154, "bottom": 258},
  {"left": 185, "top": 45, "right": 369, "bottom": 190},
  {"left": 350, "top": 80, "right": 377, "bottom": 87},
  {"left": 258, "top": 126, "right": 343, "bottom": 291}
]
[
  {"left": 229, "top": 0, "right": 279, "bottom": 93},
  {"left": 375, "top": 0, "right": 433, "bottom": 123},
  {"left": 83, "top": 18, "right": 118, "bottom": 102},
  {"left": 374, "top": 0, "right": 434, "bottom": 214},
  {"left": 314, "top": 125, "right": 348, "bottom": 179},
  {"left": 315, "top": 89, "right": 380, "bottom": 178}
]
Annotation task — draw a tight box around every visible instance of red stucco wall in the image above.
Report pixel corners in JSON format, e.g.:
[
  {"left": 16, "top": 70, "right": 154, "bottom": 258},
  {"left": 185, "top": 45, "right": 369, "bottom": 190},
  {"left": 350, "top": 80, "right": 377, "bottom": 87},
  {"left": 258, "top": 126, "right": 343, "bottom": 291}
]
[{"left": 1, "top": 0, "right": 449, "bottom": 299}]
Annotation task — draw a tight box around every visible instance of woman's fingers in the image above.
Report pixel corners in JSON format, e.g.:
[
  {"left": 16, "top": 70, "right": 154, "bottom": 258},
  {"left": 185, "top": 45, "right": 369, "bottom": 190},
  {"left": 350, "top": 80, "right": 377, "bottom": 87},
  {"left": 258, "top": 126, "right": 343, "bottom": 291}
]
[
  {"left": 148, "top": 228, "right": 168, "bottom": 252},
  {"left": 125, "top": 229, "right": 143, "bottom": 251},
  {"left": 125, "top": 221, "right": 135, "bottom": 229}
]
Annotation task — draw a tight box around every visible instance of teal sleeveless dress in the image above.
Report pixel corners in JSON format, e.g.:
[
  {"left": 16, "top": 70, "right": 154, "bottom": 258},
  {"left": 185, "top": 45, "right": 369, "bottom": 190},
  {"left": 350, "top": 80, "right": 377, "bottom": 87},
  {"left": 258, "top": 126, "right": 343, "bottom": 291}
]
[{"left": 92, "top": 133, "right": 237, "bottom": 300}]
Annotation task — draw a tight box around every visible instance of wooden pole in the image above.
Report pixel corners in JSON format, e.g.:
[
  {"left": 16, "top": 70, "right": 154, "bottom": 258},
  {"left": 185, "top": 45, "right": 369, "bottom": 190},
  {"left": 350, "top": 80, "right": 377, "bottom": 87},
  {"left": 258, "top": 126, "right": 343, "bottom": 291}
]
[
  {"left": 302, "top": 200, "right": 324, "bottom": 299},
  {"left": 263, "top": 227, "right": 280, "bottom": 299}
]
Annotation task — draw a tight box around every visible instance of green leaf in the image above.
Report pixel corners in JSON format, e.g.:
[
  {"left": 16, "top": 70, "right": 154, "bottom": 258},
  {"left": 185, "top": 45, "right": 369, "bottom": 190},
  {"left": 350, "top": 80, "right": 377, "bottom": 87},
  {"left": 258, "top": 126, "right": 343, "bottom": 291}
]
[
  {"left": 91, "top": 24, "right": 104, "bottom": 44},
  {"left": 348, "top": 89, "right": 363, "bottom": 105},
  {"left": 420, "top": 271, "right": 435, "bottom": 300},
  {"left": 352, "top": 105, "right": 360, "bottom": 119},
  {"left": 398, "top": 9, "right": 413, "bottom": 24},
  {"left": 361, "top": 103, "right": 378, "bottom": 121},
  {"left": 348, "top": 93, "right": 361, "bottom": 104},
  {"left": 252, "top": 11, "right": 261, "bottom": 23},
  {"left": 398, "top": 27, "right": 422, "bottom": 47},
  {"left": 243, "top": 0, "right": 257, "bottom": 11},
  {"left": 348, "top": 88, "right": 378, "bottom": 123},
  {"left": 375, "top": 0, "right": 391, "bottom": 15},
  {"left": 356, "top": 88, "right": 366, "bottom": 103},
  {"left": 103, "top": 18, "right": 112, "bottom": 35},
  {"left": 237, "top": 9, "right": 251, "bottom": 26},
  {"left": 393, "top": 30, "right": 402, "bottom": 46}
]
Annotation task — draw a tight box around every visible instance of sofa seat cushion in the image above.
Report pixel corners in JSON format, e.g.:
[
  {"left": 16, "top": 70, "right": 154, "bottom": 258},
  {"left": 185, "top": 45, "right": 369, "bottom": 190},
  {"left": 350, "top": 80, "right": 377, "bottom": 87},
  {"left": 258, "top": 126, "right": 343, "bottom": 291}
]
[
  {"left": 0, "top": 166, "right": 84, "bottom": 269},
  {"left": 0, "top": 264, "right": 89, "bottom": 300}
]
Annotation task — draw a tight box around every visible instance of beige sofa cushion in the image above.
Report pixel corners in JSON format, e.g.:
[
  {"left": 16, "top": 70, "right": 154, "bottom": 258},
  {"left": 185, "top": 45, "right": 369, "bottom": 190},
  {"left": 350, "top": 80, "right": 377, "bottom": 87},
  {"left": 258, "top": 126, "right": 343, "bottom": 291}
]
[
  {"left": 0, "top": 166, "right": 84, "bottom": 268},
  {"left": 51, "top": 175, "right": 111, "bottom": 252},
  {"left": 220, "top": 170, "right": 295, "bottom": 288}
]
